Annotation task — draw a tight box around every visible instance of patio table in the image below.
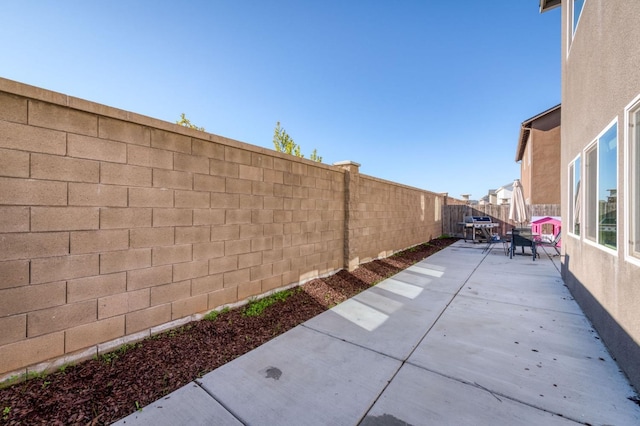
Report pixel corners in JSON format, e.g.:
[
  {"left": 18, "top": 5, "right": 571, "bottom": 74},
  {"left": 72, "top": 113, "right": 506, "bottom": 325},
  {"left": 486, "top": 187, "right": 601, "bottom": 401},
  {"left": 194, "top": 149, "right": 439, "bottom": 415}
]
[{"left": 507, "top": 229, "right": 537, "bottom": 260}]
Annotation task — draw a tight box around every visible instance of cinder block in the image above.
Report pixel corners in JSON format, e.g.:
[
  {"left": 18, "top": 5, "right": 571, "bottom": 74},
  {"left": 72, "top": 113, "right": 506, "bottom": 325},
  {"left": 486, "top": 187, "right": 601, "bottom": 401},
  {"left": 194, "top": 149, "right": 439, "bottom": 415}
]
[
  {"left": 224, "top": 146, "right": 252, "bottom": 165},
  {"left": 274, "top": 183, "right": 293, "bottom": 198},
  {"left": 67, "top": 134, "right": 126, "bottom": 163},
  {"left": 264, "top": 248, "right": 284, "bottom": 264},
  {"left": 226, "top": 209, "right": 252, "bottom": 224},
  {"left": 0, "top": 119, "right": 66, "bottom": 155},
  {"left": 238, "top": 281, "right": 261, "bottom": 300},
  {"left": 211, "top": 224, "right": 240, "bottom": 241},
  {"left": 100, "top": 248, "right": 151, "bottom": 274},
  {"left": 150, "top": 129, "right": 191, "bottom": 154},
  {"left": 171, "top": 294, "right": 208, "bottom": 320},
  {"left": 127, "top": 145, "right": 172, "bottom": 169},
  {"left": 263, "top": 169, "right": 284, "bottom": 184},
  {"left": 225, "top": 239, "right": 251, "bottom": 256},
  {"left": 238, "top": 164, "right": 263, "bottom": 181},
  {"left": 193, "top": 174, "right": 225, "bottom": 192},
  {"left": 172, "top": 260, "right": 208, "bottom": 282},
  {"left": 0, "top": 206, "right": 29, "bottom": 233},
  {"left": 27, "top": 299, "right": 97, "bottom": 337},
  {"left": 153, "top": 169, "right": 192, "bottom": 190},
  {"left": 68, "top": 183, "right": 127, "bottom": 207},
  {"left": 0, "top": 260, "right": 29, "bottom": 289},
  {"left": 207, "top": 287, "right": 237, "bottom": 310},
  {"left": 65, "top": 316, "right": 125, "bottom": 353},
  {"left": 252, "top": 210, "right": 274, "bottom": 225},
  {"left": 240, "top": 224, "right": 263, "bottom": 240},
  {"left": 239, "top": 194, "right": 263, "bottom": 210},
  {"left": 251, "top": 237, "right": 273, "bottom": 253},
  {"left": 31, "top": 153, "right": 99, "bottom": 183},
  {"left": 130, "top": 227, "right": 174, "bottom": 248},
  {"left": 98, "top": 289, "right": 149, "bottom": 319},
  {"left": 271, "top": 258, "right": 290, "bottom": 276},
  {"left": 0, "top": 177, "right": 67, "bottom": 206},
  {"left": 223, "top": 268, "right": 250, "bottom": 288},
  {"left": 250, "top": 263, "right": 272, "bottom": 281},
  {"left": 225, "top": 178, "right": 252, "bottom": 195},
  {"left": 70, "top": 229, "right": 129, "bottom": 254},
  {"left": 239, "top": 252, "right": 262, "bottom": 269},
  {"left": 153, "top": 208, "right": 192, "bottom": 227},
  {"left": 29, "top": 100, "right": 97, "bottom": 136},
  {"left": 175, "top": 226, "right": 210, "bottom": 244},
  {"left": 192, "top": 139, "right": 224, "bottom": 159},
  {"left": 0, "top": 314, "right": 26, "bottom": 346},
  {"left": 0, "top": 91, "right": 27, "bottom": 123},
  {"left": 150, "top": 280, "right": 191, "bottom": 306},
  {"left": 0, "top": 281, "right": 66, "bottom": 317},
  {"left": 192, "top": 274, "right": 223, "bottom": 295},
  {"left": 192, "top": 241, "right": 224, "bottom": 261},
  {"left": 31, "top": 254, "right": 99, "bottom": 284},
  {"left": 0, "top": 148, "right": 29, "bottom": 178},
  {"left": 263, "top": 223, "right": 284, "bottom": 236},
  {"left": 127, "top": 265, "right": 173, "bottom": 291},
  {"left": 174, "top": 153, "right": 209, "bottom": 174},
  {"left": 129, "top": 187, "right": 174, "bottom": 207},
  {"left": 274, "top": 210, "right": 293, "bottom": 223},
  {"left": 100, "top": 163, "right": 151, "bottom": 187},
  {"left": 0, "top": 331, "right": 65, "bottom": 375},
  {"left": 209, "top": 255, "right": 238, "bottom": 275},
  {"left": 98, "top": 116, "right": 150, "bottom": 146},
  {"left": 174, "top": 190, "right": 210, "bottom": 208},
  {"left": 152, "top": 244, "right": 192, "bottom": 266},
  {"left": 100, "top": 208, "right": 152, "bottom": 229},
  {"left": 0, "top": 232, "right": 69, "bottom": 262},
  {"left": 251, "top": 153, "right": 274, "bottom": 170},
  {"left": 193, "top": 209, "right": 225, "bottom": 226},
  {"left": 210, "top": 158, "right": 239, "bottom": 178},
  {"left": 67, "top": 272, "right": 126, "bottom": 303},
  {"left": 31, "top": 207, "right": 99, "bottom": 231},
  {"left": 210, "top": 193, "right": 239, "bottom": 209},
  {"left": 263, "top": 196, "right": 284, "bottom": 210},
  {"left": 125, "top": 304, "right": 172, "bottom": 334},
  {"left": 261, "top": 275, "right": 282, "bottom": 293},
  {"left": 252, "top": 181, "right": 273, "bottom": 197}
]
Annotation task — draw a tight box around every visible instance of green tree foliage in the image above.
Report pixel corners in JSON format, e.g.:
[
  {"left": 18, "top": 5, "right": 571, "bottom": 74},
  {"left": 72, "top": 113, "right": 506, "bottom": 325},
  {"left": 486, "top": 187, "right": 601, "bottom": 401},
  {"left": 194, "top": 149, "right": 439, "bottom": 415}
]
[
  {"left": 272, "top": 121, "right": 322, "bottom": 162},
  {"left": 176, "top": 113, "right": 205, "bottom": 131}
]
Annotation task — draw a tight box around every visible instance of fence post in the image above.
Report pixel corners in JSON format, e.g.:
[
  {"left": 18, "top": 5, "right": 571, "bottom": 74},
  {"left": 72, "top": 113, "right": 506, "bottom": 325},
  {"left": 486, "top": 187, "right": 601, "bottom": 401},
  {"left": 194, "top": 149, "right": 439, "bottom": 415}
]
[{"left": 334, "top": 161, "right": 361, "bottom": 271}]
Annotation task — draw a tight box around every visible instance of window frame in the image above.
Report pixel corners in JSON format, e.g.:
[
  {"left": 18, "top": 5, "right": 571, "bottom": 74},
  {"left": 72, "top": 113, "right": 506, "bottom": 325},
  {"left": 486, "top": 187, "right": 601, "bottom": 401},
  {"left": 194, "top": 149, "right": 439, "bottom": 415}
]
[
  {"left": 567, "top": 0, "right": 586, "bottom": 54},
  {"left": 568, "top": 154, "right": 581, "bottom": 238},
  {"left": 624, "top": 94, "right": 640, "bottom": 266},
  {"left": 583, "top": 118, "right": 618, "bottom": 255}
]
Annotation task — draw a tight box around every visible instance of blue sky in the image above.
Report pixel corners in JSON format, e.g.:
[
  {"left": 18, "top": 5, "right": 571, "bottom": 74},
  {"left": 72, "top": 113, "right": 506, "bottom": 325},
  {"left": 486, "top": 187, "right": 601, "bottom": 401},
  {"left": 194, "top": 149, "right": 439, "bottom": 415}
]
[{"left": 2, "top": 1, "right": 561, "bottom": 200}]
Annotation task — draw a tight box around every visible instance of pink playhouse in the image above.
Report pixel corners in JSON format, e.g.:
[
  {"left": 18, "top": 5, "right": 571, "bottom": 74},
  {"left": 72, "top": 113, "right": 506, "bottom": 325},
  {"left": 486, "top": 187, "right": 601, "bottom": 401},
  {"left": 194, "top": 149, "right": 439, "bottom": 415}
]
[{"left": 531, "top": 216, "right": 562, "bottom": 246}]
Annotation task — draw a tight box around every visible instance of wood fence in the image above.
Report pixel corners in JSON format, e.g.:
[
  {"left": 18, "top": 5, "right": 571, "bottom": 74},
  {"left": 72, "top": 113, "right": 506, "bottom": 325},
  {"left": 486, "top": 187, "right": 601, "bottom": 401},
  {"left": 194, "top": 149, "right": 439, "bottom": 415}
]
[{"left": 442, "top": 204, "right": 561, "bottom": 237}]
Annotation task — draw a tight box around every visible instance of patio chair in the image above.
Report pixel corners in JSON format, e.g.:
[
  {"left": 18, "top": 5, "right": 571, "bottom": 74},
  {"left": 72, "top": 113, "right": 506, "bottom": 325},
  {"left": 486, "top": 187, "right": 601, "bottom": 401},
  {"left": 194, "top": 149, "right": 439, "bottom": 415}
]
[
  {"left": 535, "top": 230, "right": 561, "bottom": 256},
  {"left": 509, "top": 229, "right": 537, "bottom": 261}
]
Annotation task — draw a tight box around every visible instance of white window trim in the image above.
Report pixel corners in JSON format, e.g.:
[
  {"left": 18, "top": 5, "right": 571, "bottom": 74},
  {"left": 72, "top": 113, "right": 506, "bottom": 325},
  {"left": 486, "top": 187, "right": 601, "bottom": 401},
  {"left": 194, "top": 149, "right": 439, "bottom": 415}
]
[
  {"left": 566, "top": 0, "right": 586, "bottom": 57},
  {"left": 568, "top": 154, "right": 581, "bottom": 239},
  {"left": 583, "top": 118, "right": 618, "bottom": 257},
  {"left": 624, "top": 94, "right": 640, "bottom": 267}
]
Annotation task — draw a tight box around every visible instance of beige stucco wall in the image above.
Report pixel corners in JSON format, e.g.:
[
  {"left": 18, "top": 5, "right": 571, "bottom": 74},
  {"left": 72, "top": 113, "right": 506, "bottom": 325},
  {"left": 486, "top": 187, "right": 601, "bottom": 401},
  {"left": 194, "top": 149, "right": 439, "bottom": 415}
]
[
  {"left": 0, "top": 78, "right": 445, "bottom": 379},
  {"left": 559, "top": 0, "right": 640, "bottom": 389},
  {"left": 530, "top": 126, "right": 561, "bottom": 204}
]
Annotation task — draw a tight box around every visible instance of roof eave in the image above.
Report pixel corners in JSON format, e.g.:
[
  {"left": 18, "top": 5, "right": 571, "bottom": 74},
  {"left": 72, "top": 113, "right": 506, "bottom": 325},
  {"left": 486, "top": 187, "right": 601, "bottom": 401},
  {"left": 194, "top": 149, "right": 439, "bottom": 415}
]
[{"left": 540, "top": 0, "right": 561, "bottom": 13}]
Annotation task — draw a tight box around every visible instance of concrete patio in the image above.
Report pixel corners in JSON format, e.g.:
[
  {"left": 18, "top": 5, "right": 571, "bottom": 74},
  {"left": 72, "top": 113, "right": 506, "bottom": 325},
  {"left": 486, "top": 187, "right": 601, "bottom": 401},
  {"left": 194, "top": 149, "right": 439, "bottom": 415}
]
[{"left": 114, "top": 240, "right": 640, "bottom": 425}]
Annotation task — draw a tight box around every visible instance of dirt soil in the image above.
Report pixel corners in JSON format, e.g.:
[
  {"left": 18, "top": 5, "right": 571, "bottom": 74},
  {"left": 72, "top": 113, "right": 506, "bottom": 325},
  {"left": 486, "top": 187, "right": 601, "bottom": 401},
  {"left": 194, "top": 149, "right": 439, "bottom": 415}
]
[{"left": 0, "top": 237, "right": 458, "bottom": 426}]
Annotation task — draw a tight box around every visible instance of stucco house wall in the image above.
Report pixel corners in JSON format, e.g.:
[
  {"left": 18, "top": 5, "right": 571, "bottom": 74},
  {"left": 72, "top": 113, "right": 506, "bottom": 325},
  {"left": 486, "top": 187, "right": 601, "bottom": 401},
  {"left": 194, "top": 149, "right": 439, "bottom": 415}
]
[{"left": 553, "top": 0, "right": 640, "bottom": 390}]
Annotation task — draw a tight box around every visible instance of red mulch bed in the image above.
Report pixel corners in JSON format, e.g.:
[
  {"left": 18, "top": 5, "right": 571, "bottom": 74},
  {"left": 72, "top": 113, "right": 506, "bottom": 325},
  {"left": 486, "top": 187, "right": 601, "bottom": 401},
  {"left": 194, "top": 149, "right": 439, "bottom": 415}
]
[{"left": 0, "top": 237, "right": 458, "bottom": 425}]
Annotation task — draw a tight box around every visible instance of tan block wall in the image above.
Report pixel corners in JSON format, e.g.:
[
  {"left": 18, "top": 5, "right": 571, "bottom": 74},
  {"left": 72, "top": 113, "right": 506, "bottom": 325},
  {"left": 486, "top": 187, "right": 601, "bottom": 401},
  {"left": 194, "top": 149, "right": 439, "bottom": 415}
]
[{"left": 0, "top": 78, "right": 445, "bottom": 379}]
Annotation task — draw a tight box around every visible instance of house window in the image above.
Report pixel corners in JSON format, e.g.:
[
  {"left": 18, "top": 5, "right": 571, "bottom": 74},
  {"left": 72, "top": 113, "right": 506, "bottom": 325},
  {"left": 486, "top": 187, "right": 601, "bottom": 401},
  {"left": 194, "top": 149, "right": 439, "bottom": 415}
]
[
  {"left": 569, "top": 156, "right": 581, "bottom": 236},
  {"left": 627, "top": 99, "right": 640, "bottom": 260},
  {"left": 585, "top": 121, "right": 618, "bottom": 250}
]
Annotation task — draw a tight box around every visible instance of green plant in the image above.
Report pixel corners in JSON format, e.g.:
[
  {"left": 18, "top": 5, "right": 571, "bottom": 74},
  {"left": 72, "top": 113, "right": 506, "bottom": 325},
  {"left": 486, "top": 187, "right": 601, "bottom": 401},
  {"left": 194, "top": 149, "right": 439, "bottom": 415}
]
[
  {"left": 3, "top": 406, "right": 10, "bottom": 420},
  {"left": 204, "top": 306, "right": 229, "bottom": 322},
  {"left": 99, "top": 342, "right": 141, "bottom": 364},
  {"left": 41, "top": 380, "right": 51, "bottom": 389},
  {"left": 58, "top": 363, "right": 71, "bottom": 374},
  {"left": 135, "top": 401, "right": 142, "bottom": 412},
  {"left": 243, "top": 289, "right": 294, "bottom": 317}
]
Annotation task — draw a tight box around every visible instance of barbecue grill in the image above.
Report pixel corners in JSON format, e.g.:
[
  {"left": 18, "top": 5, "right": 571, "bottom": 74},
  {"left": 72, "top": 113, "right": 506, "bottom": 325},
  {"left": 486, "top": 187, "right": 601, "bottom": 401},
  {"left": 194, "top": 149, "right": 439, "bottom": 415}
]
[{"left": 460, "top": 216, "right": 499, "bottom": 242}]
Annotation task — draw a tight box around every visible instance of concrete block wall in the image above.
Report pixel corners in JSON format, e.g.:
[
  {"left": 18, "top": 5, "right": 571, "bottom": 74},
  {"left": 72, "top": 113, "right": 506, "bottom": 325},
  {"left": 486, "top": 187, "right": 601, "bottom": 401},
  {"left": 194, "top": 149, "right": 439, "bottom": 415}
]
[{"left": 0, "top": 78, "right": 444, "bottom": 379}]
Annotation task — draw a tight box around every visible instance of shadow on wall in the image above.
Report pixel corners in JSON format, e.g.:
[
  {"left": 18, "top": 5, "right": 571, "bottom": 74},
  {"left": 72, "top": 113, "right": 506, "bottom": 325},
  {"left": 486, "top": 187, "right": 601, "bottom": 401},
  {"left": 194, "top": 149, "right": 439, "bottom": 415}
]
[{"left": 563, "top": 255, "right": 640, "bottom": 392}]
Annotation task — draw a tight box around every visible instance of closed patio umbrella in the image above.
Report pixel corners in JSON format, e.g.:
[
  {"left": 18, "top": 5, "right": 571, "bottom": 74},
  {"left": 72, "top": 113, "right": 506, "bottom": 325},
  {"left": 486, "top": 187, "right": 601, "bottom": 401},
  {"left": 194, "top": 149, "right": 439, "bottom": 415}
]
[{"left": 509, "top": 179, "right": 530, "bottom": 227}]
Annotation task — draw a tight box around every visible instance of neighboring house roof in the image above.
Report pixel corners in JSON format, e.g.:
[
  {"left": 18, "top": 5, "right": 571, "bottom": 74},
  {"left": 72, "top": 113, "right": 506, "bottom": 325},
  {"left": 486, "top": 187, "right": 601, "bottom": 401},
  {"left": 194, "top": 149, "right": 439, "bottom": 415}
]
[
  {"left": 540, "top": 0, "right": 561, "bottom": 13},
  {"left": 515, "top": 104, "right": 561, "bottom": 162}
]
